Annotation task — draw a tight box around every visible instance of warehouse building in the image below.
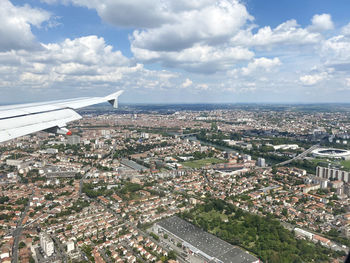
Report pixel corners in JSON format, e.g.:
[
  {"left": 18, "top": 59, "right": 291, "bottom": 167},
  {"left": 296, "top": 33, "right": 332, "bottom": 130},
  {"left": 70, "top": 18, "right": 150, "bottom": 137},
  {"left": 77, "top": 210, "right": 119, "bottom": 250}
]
[{"left": 154, "top": 216, "right": 259, "bottom": 263}]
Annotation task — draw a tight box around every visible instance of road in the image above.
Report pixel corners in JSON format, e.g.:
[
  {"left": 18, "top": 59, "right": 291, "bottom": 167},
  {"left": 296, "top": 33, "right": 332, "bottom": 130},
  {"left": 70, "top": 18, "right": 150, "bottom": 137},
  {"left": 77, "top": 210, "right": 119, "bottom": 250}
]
[
  {"left": 52, "top": 236, "right": 68, "bottom": 263},
  {"left": 12, "top": 191, "right": 33, "bottom": 263},
  {"left": 276, "top": 144, "right": 320, "bottom": 166}
]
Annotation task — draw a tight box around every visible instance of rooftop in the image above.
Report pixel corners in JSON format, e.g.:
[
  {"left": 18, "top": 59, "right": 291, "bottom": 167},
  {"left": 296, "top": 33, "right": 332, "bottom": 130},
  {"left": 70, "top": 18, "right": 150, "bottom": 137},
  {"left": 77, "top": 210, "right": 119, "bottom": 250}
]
[{"left": 156, "top": 216, "right": 259, "bottom": 263}]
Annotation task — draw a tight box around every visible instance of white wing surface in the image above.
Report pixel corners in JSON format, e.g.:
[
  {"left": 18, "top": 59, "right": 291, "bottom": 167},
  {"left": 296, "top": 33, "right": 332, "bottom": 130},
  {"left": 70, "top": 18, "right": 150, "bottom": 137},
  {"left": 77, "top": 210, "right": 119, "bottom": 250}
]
[{"left": 0, "top": 90, "right": 123, "bottom": 143}]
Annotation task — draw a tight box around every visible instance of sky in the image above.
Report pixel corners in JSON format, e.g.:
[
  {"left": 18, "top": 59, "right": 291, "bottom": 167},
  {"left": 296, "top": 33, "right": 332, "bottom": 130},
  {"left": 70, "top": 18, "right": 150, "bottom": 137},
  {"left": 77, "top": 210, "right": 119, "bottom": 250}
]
[{"left": 1, "top": 0, "right": 350, "bottom": 104}]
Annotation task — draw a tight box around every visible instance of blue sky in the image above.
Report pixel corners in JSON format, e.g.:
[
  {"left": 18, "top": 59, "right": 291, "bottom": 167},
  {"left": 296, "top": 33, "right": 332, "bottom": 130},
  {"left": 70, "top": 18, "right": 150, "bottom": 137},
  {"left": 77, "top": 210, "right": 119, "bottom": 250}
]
[{"left": 1, "top": 0, "right": 350, "bottom": 103}]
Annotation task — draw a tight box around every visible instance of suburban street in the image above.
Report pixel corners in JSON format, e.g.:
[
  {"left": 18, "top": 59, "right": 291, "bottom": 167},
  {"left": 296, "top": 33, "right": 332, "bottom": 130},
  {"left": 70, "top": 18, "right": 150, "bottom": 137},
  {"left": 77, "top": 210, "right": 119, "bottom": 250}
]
[{"left": 12, "top": 191, "right": 33, "bottom": 263}]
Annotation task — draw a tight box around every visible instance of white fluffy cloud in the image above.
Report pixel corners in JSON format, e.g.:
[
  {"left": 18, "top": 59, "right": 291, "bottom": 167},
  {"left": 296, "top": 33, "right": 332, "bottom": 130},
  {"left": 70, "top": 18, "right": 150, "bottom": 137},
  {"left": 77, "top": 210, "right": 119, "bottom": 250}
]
[
  {"left": 0, "top": 0, "right": 51, "bottom": 51},
  {"left": 0, "top": 33, "right": 192, "bottom": 104},
  {"left": 132, "top": 44, "right": 254, "bottom": 73},
  {"left": 70, "top": 0, "right": 174, "bottom": 28},
  {"left": 3, "top": 0, "right": 350, "bottom": 102},
  {"left": 231, "top": 20, "right": 321, "bottom": 47},
  {"left": 0, "top": 36, "right": 140, "bottom": 90},
  {"left": 341, "top": 23, "right": 350, "bottom": 36},
  {"left": 241, "top": 57, "right": 281, "bottom": 76},
  {"left": 130, "top": 0, "right": 252, "bottom": 52},
  {"left": 41, "top": 0, "right": 341, "bottom": 79},
  {"left": 308, "top": 14, "right": 334, "bottom": 32},
  {"left": 52, "top": 0, "right": 253, "bottom": 73},
  {"left": 300, "top": 72, "right": 327, "bottom": 86},
  {"left": 321, "top": 35, "right": 350, "bottom": 66},
  {"left": 128, "top": 0, "right": 253, "bottom": 73}
]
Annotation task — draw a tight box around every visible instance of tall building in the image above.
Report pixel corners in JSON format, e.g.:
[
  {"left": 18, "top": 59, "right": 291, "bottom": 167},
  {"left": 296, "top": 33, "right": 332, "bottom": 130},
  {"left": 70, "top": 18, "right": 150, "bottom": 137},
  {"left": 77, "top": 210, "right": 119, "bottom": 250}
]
[
  {"left": 66, "top": 241, "right": 75, "bottom": 253},
  {"left": 257, "top": 158, "right": 265, "bottom": 167},
  {"left": 40, "top": 233, "right": 54, "bottom": 257},
  {"left": 67, "top": 135, "right": 81, "bottom": 145},
  {"left": 316, "top": 166, "right": 349, "bottom": 183}
]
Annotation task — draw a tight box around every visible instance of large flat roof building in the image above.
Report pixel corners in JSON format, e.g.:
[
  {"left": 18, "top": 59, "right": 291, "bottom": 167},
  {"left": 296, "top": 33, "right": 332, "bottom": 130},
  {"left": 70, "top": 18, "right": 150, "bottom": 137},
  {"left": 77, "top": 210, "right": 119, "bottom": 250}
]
[{"left": 154, "top": 216, "right": 259, "bottom": 263}]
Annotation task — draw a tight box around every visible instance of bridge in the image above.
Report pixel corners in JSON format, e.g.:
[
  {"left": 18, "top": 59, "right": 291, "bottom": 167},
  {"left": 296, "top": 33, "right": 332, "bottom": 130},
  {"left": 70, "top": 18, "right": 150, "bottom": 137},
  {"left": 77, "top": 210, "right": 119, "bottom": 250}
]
[
  {"left": 276, "top": 144, "right": 320, "bottom": 166},
  {"left": 174, "top": 132, "right": 200, "bottom": 138}
]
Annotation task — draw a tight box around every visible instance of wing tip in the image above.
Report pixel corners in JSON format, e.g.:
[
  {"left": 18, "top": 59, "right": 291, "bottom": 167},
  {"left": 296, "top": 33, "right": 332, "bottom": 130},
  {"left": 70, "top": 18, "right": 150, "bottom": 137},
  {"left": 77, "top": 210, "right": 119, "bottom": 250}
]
[{"left": 106, "top": 90, "right": 124, "bottom": 108}]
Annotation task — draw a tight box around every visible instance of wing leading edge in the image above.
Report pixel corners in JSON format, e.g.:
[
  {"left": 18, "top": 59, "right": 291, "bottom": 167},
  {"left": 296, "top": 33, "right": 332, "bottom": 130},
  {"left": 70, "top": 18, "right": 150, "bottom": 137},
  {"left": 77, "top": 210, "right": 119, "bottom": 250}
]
[{"left": 0, "top": 90, "right": 123, "bottom": 143}]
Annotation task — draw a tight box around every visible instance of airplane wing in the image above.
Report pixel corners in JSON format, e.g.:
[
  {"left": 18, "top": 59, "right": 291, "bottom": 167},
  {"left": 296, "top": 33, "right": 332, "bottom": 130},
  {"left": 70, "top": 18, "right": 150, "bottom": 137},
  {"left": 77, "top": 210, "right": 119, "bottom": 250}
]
[{"left": 0, "top": 90, "right": 123, "bottom": 143}]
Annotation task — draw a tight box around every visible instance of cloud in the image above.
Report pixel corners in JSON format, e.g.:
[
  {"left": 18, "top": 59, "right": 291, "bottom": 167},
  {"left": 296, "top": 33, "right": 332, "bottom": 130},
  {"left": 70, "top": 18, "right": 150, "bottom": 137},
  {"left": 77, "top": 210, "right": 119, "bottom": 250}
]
[
  {"left": 300, "top": 72, "right": 327, "bottom": 86},
  {"left": 0, "top": 34, "right": 192, "bottom": 103},
  {"left": 128, "top": 0, "right": 254, "bottom": 73},
  {"left": 231, "top": 19, "right": 321, "bottom": 48},
  {"left": 321, "top": 35, "right": 350, "bottom": 65},
  {"left": 132, "top": 44, "right": 254, "bottom": 73},
  {"left": 0, "top": 36, "right": 133, "bottom": 89},
  {"left": 4, "top": 0, "right": 350, "bottom": 102},
  {"left": 0, "top": 0, "right": 51, "bottom": 51},
  {"left": 196, "top": 84, "right": 209, "bottom": 90},
  {"left": 308, "top": 14, "right": 334, "bottom": 32},
  {"left": 42, "top": 35, "right": 130, "bottom": 66},
  {"left": 341, "top": 23, "right": 350, "bottom": 36},
  {"left": 130, "top": 0, "right": 252, "bottom": 52},
  {"left": 50, "top": 0, "right": 253, "bottom": 73},
  {"left": 241, "top": 57, "right": 281, "bottom": 76},
  {"left": 182, "top": 78, "right": 193, "bottom": 88}
]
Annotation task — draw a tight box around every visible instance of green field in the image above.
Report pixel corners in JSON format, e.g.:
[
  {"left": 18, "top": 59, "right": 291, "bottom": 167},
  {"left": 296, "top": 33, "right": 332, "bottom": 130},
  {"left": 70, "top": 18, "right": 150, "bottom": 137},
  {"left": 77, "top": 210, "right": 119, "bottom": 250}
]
[
  {"left": 340, "top": 160, "right": 350, "bottom": 170},
  {"left": 181, "top": 158, "right": 225, "bottom": 168},
  {"left": 310, "top": 158, "right": 350, "bottom": 171}
]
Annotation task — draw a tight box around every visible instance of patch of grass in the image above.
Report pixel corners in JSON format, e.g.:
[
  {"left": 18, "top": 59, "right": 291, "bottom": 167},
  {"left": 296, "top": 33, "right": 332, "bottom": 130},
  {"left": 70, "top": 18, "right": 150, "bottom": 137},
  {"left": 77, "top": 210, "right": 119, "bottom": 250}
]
[
  {"left": 181, "top": 158, "right": 225, "bottom": 168},
  {"left": 310, "top": 158, "right": 350, "bottom": 171},
  {"left": 340, "top": 160, "right": 350, "bottom": 170}
]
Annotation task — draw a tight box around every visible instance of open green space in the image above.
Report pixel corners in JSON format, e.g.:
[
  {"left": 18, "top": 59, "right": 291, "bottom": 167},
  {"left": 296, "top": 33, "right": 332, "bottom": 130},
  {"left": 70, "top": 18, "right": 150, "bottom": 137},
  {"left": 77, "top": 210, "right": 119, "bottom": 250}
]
[
  {"left": 340, "top": 160, "right": 350, "bottom": 170},
  {"left": 181, "top": 158, "right": 225, "bottom": 168},
  {"left": 308, "top": 158, "right": 350, "bottom": 171},
  {"left": 181, "top": 199, "right": 346, "bottom": 263}
]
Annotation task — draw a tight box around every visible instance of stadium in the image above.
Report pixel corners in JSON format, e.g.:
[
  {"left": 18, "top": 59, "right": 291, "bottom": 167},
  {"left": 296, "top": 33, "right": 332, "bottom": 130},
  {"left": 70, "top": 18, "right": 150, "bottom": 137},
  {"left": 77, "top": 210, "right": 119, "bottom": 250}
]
[{"left": 312, "top": 148, "right": 350, "bottom": 159}]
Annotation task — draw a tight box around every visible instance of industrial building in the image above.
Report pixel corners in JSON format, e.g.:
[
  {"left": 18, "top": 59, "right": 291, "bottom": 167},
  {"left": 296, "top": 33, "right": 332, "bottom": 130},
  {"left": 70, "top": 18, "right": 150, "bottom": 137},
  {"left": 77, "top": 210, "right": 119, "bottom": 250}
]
[
  {"left": 121, "top": 159, "right": 148, "bottom": 172},
  {"left": 67, "top": 135, "right": 81, "bottom": 145},
  {"left": 154, "top": 216, "right": 259, "bottom": 263}
]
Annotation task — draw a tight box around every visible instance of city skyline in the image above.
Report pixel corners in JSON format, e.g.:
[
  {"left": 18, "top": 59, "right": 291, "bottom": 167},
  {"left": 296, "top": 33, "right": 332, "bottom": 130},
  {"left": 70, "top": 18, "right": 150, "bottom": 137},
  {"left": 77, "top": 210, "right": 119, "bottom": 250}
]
[{"left": 1, "top": 0, "right": 350, "bottom": 103}]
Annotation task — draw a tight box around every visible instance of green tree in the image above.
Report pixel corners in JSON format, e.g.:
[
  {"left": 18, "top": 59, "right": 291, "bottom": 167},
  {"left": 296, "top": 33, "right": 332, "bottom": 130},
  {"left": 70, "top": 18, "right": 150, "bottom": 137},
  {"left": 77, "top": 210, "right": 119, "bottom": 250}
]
[{"left": 19, "top": 242, "right": 26, "bottom": 249}]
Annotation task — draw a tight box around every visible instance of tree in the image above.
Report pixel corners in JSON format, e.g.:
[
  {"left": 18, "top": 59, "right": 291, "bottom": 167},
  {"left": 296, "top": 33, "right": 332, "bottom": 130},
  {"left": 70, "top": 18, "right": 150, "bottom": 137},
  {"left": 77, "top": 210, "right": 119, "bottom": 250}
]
[
  {"left": 282, "top": 208, "right": 288, "bottom": 217},
  {"left": 0, "top": 196, "right": 9, "bottom": 204},
  {"left": 19, "top": 242, "right": 26, "bottom": 249},
  {"left": 168, "top": 250, "right": 176, "bottom": 260}
]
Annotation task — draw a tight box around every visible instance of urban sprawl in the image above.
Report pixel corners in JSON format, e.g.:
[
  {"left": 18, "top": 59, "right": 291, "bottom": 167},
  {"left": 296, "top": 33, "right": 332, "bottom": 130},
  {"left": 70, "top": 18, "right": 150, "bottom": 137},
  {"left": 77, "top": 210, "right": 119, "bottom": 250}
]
[{"left": 1, "top": 106, "right": 350, "bottom": 263}]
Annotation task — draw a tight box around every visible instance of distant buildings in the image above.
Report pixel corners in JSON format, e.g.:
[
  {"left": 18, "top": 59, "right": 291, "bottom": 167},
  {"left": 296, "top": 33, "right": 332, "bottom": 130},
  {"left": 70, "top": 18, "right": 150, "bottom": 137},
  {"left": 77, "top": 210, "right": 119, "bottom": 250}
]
[
  {"left": 273, "top": 144, "right": 299, "bottom": 150},
  {"left": 67, "top": 135, "right": 81, "bottom": 145}
]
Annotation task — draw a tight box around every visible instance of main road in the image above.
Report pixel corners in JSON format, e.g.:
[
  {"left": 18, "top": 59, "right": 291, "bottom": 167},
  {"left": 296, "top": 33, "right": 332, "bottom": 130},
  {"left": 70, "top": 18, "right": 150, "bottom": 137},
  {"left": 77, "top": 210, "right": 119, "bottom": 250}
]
[{"left": 12, "top": 190, "right": 33, "bottom": 263}]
